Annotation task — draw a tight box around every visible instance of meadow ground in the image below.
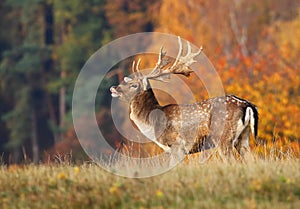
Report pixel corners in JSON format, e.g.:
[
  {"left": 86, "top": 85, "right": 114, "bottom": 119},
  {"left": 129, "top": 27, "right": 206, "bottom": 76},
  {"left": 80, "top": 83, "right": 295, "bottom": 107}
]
[{"left": 0, "top": 155, "right": 299, "bottom": 209}]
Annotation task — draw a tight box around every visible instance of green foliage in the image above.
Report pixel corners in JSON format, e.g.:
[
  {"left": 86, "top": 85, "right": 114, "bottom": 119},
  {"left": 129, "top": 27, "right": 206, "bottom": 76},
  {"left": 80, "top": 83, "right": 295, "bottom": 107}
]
[
  {"left": 0, "top": 0, "right": 113, "bottom": 161},
  {"left": 0, "top": 0, "right": 50, "bottom": 153},
  {"left": 1, "top": 87, "right": 32, "bottom": 148},
  {"left": 50, "top": 0, "right": 112, "bottom": 104}
]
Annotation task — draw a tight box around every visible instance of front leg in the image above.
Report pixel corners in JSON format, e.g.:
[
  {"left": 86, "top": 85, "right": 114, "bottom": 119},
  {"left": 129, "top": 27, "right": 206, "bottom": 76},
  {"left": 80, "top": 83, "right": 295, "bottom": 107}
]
[{"left": 168, "top": 136, "right": 187, "bottom": 166}]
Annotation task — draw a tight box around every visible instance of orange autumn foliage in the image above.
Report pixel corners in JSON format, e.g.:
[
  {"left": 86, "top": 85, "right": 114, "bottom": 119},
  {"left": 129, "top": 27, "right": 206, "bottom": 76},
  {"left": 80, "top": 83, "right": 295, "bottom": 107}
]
[
  {"left": 152, "top": 1, "right": 300, "bottom": 157},
  {"left": 59, "top": 1, "right": 300, "bottom": 159}
]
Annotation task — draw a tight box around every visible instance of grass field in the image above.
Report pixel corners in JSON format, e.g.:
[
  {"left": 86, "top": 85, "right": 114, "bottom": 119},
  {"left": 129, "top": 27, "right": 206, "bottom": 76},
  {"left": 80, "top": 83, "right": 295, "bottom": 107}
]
[{"left": 0, "top": 155, "right": 299, "bottom": 209}]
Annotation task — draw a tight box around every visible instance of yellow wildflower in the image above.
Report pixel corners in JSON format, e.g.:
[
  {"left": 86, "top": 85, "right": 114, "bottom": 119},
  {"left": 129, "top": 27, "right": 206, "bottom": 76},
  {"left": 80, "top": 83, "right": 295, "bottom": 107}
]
[
  {"left": 109, "top": 185, "right": 118, "bottom": 194},
  {"left": 156, "top": 190, "right": 164, "bottom": 198},
  {"left": 74, "top": 166, "right": 80, "bottom": 174},
  {"left": 57, "top": 172, "right": 66, "bottom": 179}
]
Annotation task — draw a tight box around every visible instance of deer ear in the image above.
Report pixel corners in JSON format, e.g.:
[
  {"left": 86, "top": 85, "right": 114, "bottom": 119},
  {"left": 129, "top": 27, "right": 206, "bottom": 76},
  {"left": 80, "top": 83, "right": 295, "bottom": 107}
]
[{"left": 124, "top": 77, "right": 132, "bottom": 83}]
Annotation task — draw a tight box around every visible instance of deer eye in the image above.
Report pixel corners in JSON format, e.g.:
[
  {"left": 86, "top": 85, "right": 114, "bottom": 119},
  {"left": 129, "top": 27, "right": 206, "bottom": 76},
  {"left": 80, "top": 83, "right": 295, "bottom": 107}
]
[{"left": 129, "top": 84, "right": 138, "bottom": 89}]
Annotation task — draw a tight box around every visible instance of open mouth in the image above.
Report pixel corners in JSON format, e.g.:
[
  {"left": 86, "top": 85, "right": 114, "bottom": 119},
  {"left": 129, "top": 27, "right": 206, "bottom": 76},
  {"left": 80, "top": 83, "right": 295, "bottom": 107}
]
[{"left": 110, "top": 86, "right": 120, "bottom": 98}]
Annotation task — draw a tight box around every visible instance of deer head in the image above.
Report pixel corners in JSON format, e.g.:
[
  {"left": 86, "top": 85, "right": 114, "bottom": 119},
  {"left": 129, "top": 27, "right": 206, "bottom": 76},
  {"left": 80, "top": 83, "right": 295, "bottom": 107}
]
[
  {"left": 110, "top": 37, "right": 203, "bottom": 102},
  {"left": 110, "top": 59, "right": 149, "bottom": 102}
]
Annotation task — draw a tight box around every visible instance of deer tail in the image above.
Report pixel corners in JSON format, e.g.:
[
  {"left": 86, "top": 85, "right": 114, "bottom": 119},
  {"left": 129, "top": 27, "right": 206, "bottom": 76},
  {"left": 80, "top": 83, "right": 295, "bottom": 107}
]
[{"left": 244, "top": 105, "right": 258, "bottom": 139}]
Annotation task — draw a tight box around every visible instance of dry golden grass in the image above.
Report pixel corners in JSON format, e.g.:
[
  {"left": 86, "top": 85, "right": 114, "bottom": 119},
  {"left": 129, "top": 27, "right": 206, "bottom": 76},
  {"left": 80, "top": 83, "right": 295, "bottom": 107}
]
[{"left": 0, "top": 150, "right": 300, "bottom": 209}]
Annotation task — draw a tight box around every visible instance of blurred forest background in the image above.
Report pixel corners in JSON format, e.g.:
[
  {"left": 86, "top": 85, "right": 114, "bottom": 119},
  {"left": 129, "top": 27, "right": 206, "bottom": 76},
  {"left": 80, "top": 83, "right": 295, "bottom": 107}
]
[{"left": 0, "top": 0, "right": 299, "bottom": 164}]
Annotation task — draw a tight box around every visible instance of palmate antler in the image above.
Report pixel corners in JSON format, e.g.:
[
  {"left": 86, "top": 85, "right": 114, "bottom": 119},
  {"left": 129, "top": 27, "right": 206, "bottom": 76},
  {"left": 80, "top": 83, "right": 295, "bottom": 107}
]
[
  {"left": 146, "top": 36, "right": 203, "bottom": 81},
  {"left": 131, "top": 36, "right": 203, "bottom": 82}
]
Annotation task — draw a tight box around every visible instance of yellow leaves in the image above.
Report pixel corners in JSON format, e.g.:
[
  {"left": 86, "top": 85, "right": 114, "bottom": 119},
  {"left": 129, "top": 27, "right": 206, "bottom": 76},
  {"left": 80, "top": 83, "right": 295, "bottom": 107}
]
[
  {"left": 243, "top": 57, "right": 252, "bottom": 68},
  {"left": 216, "top": 51, "right": 300, "bottom": 158},
  {"left": 275, "top": 12, "right": 300, "bottom": 61},
  {"left": 269, "top": 72, "right": 281, "bottom": 84}
]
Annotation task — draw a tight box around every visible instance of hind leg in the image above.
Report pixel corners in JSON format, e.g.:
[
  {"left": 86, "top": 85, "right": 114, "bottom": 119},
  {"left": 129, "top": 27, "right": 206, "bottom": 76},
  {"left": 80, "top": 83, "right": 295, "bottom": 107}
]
[
  {"left": 215, "top": 128, "right": 237, "bottom": 161},
  {"left": 235, "top": 126, "right": 251, "bottom": 158}
]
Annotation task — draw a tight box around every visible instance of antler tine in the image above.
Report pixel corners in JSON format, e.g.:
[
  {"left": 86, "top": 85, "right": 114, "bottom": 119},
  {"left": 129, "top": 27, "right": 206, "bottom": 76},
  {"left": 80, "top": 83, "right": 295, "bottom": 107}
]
[
  {"left": 146, "top": 46, "right": 170, "bottom": 78},
  {"left": 187, "top": 40, "right": 192, "bottom": 55},
  {"left": 167, "top": 37, "right": 203, "bottom": 76},
  {"left": 154, "top": 46, "right": 168, "bottom": 70},
  {"left": 132, "top": 60, "right": 136, "bottom": 73},
  {"left": 157, "top": 46, "right": 164, "bottom": 66},
  {"left": 170, "top": 36, "right": 183, "bottom": 69},
  {"left": 134, "top": 58, "right": 144, "bottom": 78},
  {"left": 181, "top": 42, "right": 203, "bottom": 66},
  {"left": 136, "top": 58, "right": 141, "bottom": 72}
]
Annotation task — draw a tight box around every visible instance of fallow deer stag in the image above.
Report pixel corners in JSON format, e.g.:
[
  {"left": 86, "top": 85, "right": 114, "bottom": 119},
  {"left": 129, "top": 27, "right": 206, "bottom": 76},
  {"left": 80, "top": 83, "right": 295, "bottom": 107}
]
[{"left": 110, "top": 37, "right": 258, "bottom": 159}]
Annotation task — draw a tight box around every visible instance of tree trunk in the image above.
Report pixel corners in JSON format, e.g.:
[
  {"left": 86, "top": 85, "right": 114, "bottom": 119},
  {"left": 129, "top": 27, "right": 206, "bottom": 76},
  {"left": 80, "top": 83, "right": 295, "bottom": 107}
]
[
  {"left": 44, "top": 2, "right": 60, "bottom": 142},
  {"left": 58, "top": 22, "right": 68, "bottom": 137},
  {"left": 59, "top": 70, "right": 67, "bottom": 132},
  {"left": 229, "top": 9, "right": 249, "bottom": 57},
  {"left": 46, "top": 92, "right": 60, "bottom": 143},
  {"left": 31, "top": 107, "right": 39, "bottom": 164}
]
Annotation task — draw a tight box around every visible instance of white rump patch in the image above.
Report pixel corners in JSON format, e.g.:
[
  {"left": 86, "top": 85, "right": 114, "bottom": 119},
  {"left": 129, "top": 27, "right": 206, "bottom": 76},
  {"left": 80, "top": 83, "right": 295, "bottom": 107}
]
[
  {"left": 232, "top": 107, "right": 255, "bottom": 147},
  {"left": 245, "top": 107, "right": 255, "bottom": 136}
]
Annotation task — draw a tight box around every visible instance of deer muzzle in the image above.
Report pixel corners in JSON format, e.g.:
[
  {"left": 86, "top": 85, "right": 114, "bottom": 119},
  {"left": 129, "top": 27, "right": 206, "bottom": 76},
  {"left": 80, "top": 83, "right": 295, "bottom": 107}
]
[{"left": 110, "top": 86, "right": 120, "bottom": 98}]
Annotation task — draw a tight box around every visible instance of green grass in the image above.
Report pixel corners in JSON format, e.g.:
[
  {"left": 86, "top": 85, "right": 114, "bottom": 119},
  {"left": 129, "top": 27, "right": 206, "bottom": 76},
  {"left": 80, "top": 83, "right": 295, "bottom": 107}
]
[{"left": 0, "top": 158, "right": 300, "bottom": 209}]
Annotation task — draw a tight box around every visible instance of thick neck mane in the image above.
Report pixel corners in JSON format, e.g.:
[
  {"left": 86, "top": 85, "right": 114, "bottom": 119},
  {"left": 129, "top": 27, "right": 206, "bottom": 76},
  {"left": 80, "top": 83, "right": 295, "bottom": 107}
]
[{"left": 129, "top": 88, "right": 160, "bottom": 124}]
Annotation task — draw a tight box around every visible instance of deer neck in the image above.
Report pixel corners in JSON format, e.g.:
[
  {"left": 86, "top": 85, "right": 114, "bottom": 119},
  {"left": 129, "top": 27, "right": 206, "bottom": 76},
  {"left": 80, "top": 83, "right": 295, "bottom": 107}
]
[{"left": 129, "top": 88, "right": 160, "bottom": 125}]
